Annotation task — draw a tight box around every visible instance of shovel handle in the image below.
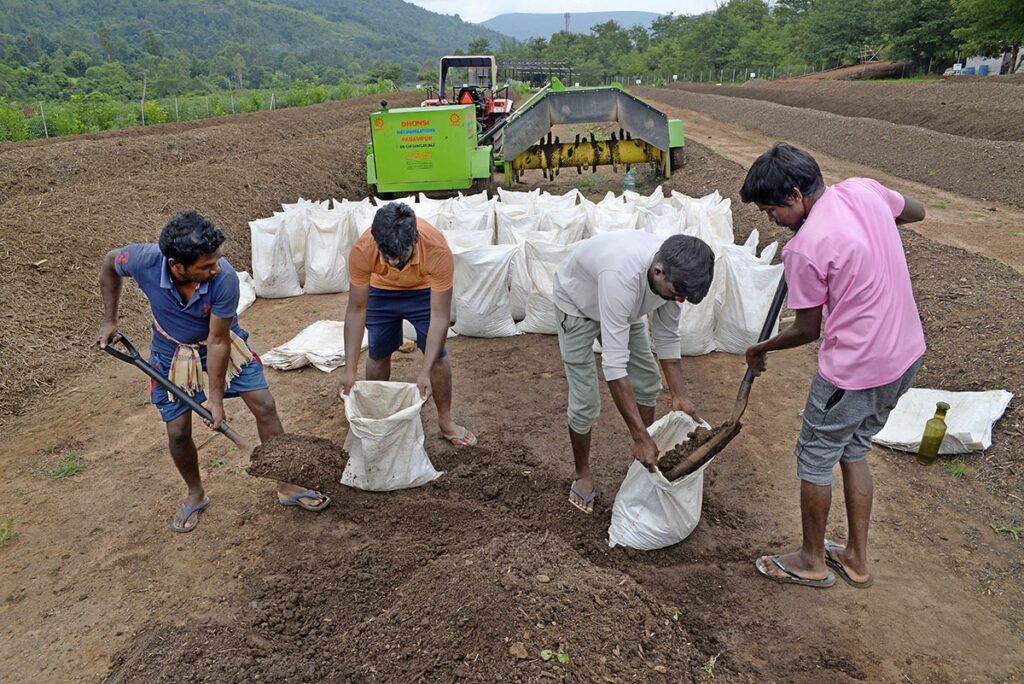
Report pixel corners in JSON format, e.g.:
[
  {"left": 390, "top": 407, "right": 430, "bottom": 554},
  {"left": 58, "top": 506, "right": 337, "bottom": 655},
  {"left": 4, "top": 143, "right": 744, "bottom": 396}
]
[
  {"left": 742, "top": 275, "right": 789, "bottom": 385},
  {"left": 100, "top": 332, "right": 253, "bottom": 454}
]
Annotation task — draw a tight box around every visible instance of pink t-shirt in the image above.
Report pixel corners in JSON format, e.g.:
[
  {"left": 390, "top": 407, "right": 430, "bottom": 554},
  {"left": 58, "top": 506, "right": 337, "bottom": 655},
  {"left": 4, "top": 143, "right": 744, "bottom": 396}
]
[{"left": 782, "top": 178, "right": 926, "bottom": 390}]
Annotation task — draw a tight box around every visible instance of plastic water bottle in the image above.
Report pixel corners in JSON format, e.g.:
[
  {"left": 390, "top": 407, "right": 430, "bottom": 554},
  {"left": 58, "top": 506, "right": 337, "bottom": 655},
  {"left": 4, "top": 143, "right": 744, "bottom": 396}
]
[
  {"left": 916, "top": 401, "right": 950, "bottom": 466},
  {"left": 621, "top": 168, "right": 636, "bottom": 194}
]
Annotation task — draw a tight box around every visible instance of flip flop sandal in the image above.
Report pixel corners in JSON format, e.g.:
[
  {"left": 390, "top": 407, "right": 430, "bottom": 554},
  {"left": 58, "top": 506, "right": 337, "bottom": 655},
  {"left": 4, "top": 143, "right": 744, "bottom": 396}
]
[
  {"left": 172, "top": 496, "right": 210, "bottom": 533},
  {"left": 824, "top": 539, "right": 874, "bottom": 588},
  {"left": 279, "top": 488, "right": 331, "bottom": 512},
  {"left": 755, "top": 554, "right": 836, "bottom": 588},
  {"left": 441, "top": 427, "right": 477, "bottom": 447},
  {"left": 568, "top": 480, "right": 596, "bottom": 514}
]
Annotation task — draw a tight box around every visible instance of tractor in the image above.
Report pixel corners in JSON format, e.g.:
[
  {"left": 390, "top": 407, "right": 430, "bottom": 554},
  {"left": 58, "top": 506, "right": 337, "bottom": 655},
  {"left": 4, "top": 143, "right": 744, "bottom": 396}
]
[{"left": 421, "top": 55, "right": 514, "bottom": 135}]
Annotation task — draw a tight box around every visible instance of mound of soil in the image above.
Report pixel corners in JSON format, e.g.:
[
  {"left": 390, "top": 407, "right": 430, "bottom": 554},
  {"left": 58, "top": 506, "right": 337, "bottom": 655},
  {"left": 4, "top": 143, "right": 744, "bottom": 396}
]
[
  {"left": 657, "top": 424, "right": 730, "bottom": 474},
  {"left": 666, "top": 77, "right": 1024, "bottom": 142},
  {"left": 641, "top": 86, "right": 1024, "bottom": 206},
  {"left": 248, "top": 433, "right": 348, "bottom": 494}
]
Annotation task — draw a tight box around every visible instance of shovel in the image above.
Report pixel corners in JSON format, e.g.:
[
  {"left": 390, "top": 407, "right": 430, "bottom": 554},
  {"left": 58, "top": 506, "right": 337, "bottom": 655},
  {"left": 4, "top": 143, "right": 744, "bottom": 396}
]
[
  {"left": 100, "top": 332, "right": 254, "bottom": 456},
  {"left": 663, "top": 276, "right": 789, "bottom": 482}
]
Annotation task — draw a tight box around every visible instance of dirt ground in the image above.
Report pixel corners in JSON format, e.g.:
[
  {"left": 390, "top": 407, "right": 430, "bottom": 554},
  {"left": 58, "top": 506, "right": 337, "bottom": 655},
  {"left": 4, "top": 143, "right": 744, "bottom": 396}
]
[{"left": 2, "top": 80, "right": 1024, "bottom": 682}]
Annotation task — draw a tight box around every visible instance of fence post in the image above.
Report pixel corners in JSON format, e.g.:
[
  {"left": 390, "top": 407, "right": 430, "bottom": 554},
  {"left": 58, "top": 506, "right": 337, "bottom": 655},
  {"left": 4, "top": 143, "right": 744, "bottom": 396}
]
[
  {"left": 270, "top": 93, "right": 275, "bottom": 110},
  {"left": 771, "top": 65, "right": 776, "bottom": 80},
  {"left": 205, "top": 96, "right": 210, "bottom": 117},
  {"left": 231, "top": 93, "right": 235, "bottom": 114},
  {"left": 140, "top": 99, "right": 145, "bottom": 125},
  {"left": 39, "top": 102, "right": 48, "bottom": 138},
  {"left": 174, "top": 97, "right": 179, "bottom": 121}
]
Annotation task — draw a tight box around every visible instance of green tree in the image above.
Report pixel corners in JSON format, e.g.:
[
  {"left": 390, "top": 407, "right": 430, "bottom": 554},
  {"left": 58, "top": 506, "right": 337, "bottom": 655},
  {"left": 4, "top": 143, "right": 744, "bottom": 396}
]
[
  {"left": 467, "top": 37, "right": 491, "bottom": 54},
  {"left": 65, "top": 50, "right": 92, "bottom": 77},
  {"left": 884, "top": 0, "right": 959, "bottom": 65},
  {"left": 364, "top": 60, "right": 402, "bottom": 84},
  {"left": 143, "top": 29, "right": 163, "bottom": 57},
  {"left": 953, "top": 0, "right": 1024, "bottom": 70},
  {"left": 232, "top": 53, "right": 246, "bottom": 89},
  {"left": 97, "top": 21, "right": 115, "bottom": 61}
]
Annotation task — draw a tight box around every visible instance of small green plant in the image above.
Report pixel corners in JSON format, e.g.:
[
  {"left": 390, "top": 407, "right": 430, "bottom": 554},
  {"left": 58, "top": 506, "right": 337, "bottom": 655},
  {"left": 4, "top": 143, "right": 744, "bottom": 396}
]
[
  {"left": 945, "top": 460, "right": 966, "bottom": 479},
  {"left": 701, "top": 653, "right": 720, "bottom": 676},
  {"left": 43, "top": 435, "right": 75, "bottom": 454},
  {"left": 958, "top": 277, "right": 968, "bottom": 283},
  {"left": 0, "top": 517, "right": 18, "bottom": 546},
  {"left": 540, "top": 643, "right": 570, "bottom": 664},
  {"left": 931, "top": 200, "right": 948, "bottom": 210},
  {"left": 928, "top": 170, "right": 936, "bottom": 177},
  {"left": 990, "top": 521, "right": 1023, "bottom": 541},
  {"left": 49, "top": 453, "right": 85, "bottom": 479},
  {"left": 207, "top": 459, "right": 226, "bottom": 468}
]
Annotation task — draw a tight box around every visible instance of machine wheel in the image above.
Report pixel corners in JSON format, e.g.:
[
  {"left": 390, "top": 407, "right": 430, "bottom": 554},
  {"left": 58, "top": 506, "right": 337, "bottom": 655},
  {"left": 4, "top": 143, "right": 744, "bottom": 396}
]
[
  {"left": 670, "top": 146, "right": 685, "bottom": 174},
  {"left": 471, "top": 169, "right": 497, "bottom": 197}
]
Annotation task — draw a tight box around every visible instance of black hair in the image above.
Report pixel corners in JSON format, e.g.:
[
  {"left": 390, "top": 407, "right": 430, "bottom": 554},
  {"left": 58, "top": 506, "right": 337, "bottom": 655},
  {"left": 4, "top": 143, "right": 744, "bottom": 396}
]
[
  {"left": 739, "top": 142, "right": 824, "bottom": 206},
  {"left": 657, "top": 235, "right": 715, "bottom": 304},
  {"left": 158, "top": 210, "right": 225, "bottom": 266},
  {"left": 371, "top": 202, "right": 419, "bottom": 259}
]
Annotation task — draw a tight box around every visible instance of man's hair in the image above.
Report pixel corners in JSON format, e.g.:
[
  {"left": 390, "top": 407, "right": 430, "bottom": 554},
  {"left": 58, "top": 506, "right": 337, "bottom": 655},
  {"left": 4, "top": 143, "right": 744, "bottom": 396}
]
[
  {"left": 371, "top": 202, "right": 419, "bottom": 259},
  {"left": 158, "top": 210, "right": 225, "bottom": 267},
  {"left": 657, "top": 235, "right": 715, "bottom": 304},
  {"left": 739, "top": 142, "right": 824, "bottom": 206}
]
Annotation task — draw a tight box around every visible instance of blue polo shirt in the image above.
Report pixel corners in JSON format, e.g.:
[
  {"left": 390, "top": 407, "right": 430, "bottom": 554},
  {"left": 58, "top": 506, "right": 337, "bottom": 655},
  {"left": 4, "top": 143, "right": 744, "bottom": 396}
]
[{"left": 113, "top": 243, "right": 247, "bottom": 356}]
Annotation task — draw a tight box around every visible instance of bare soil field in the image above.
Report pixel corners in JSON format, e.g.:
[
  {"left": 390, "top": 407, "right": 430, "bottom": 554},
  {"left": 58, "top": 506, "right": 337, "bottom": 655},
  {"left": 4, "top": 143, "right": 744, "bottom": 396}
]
[
  {"left": 653, "top": 83, "right": 1024, "bottom": 206},
  {"left": 2, "top": 82, "right": 1023, "bottom": 682}
]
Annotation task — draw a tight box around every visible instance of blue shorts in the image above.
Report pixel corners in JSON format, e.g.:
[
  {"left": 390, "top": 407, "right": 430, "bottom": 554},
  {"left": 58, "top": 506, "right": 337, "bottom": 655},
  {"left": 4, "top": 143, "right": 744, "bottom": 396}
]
[
  {"left": 366, "top": 286, "right": 448, "bottom": 361},
  {"left": 149, "top": 347, "right": 269, "bottom": 423}
]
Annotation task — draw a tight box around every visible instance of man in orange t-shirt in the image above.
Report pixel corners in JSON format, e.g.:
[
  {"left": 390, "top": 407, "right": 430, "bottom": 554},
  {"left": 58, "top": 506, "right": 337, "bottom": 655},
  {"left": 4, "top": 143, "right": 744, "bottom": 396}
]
[{"left": 337, "top": 202, "right": 476, "bottom": 446}]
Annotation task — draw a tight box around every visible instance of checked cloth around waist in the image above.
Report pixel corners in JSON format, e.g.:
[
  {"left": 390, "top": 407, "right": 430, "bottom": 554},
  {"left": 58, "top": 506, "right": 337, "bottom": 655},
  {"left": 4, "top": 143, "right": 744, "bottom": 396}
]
[{"left": 153, "top": 319, "right": 254, "bottom": 401}]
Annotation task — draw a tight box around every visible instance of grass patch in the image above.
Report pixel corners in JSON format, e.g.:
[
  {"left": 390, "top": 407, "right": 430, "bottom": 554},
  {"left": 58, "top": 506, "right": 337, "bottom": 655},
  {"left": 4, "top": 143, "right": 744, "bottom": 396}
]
[
  {"left": 702, "top": 653, "right": 720, "bottom": 676},
  {"left": 930, "top": 200, "right": 948, "bottom": 210},
  {"left": 944, "top": 459, "right": 966, "bottom": 479},
  {"left": 0, "top": 517, "right": 18, "bottom": 546},
  {"left": 49, "top": 453, "right": 86, "bottom": 479},
  {"left": 990, "top": 521, "right": 1022, "bottom": 541}
]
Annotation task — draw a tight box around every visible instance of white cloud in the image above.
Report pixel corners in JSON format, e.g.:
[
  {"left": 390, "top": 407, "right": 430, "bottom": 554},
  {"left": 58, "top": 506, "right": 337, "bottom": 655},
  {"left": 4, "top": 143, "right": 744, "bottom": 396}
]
[{"left": 407, "top": 0, "right": 717, "bottom": 25}]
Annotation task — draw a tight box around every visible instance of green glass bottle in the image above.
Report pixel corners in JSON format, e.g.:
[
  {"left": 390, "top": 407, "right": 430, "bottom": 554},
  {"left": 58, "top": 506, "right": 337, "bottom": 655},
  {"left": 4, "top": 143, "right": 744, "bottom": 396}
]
[{"left": 916, "top": 401, "right": 950, "bottom": 466}]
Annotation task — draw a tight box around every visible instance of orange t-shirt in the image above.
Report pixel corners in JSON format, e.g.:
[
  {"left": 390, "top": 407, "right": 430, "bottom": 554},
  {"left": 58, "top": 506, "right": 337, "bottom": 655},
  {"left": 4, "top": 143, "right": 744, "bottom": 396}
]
[{"left": 348, "top": 218, "right": 454, "bottom": 291}]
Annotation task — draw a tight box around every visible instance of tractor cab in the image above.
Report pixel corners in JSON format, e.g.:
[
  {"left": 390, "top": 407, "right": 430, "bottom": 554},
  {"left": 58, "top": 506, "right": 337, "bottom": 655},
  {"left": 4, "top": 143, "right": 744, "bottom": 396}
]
[{"left": 422, "top": 55, "right": 514, "bottom": 134}]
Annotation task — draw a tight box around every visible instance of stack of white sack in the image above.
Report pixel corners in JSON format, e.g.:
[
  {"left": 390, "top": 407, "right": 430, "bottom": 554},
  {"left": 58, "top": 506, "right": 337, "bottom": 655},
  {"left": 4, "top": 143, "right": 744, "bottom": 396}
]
[
  {"left": 515, "top": 239, "right": 584, "bottom": 334},
  {"left": 450, "top": 243, "right": 519, "bottom": 337}
]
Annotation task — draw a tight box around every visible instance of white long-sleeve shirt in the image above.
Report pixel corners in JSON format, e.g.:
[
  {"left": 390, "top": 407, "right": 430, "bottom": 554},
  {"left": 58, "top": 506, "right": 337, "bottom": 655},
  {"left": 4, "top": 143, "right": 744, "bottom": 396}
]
[{"left": 552, "top": 230, "right": 681, "bottom": 381}]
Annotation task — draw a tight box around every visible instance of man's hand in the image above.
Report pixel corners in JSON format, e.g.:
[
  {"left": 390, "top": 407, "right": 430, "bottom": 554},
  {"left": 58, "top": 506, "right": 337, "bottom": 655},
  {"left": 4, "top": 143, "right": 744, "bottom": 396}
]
[
  {"left": 204, "top": 398, "right": 225, "bottom": 431},
  {"left": 745, "top": 345, "right": 768, "bottom": 377},
  {"left": 416, "top": 370, "right": 433, "bottom": 401},
  {"left": 96, "top": 321, "right": 121, "bottom": 349},
  {"left": 337, "top": 368, "right": 357, "bottom": 399},
  {"left": 671, "top": 394, "right": 701, "bottom": 423},
  {"left": 632, "top": 434, "right": 659, "bottom": 473}
]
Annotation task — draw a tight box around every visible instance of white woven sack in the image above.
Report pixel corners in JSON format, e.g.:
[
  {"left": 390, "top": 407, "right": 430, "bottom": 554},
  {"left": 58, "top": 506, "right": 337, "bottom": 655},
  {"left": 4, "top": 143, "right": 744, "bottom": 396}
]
[
  {"left": 638, "top": 206, "right": 684, "bottom": 237},
  {"left": 608, "top": 411, "right": 713, "bottom": 550},
  {"left": 678, "top": 254, "right": 724, "bottom": 356},
  {"left": 536, "top": 189, "right": 580, "bottom": 211},
  {"left": 445, "top": 199, "right": 494, "bottom": 233},
  {"left": 304, "top": 209, "right": 355, "bottom": 294},
  {"left": 341, "top": 381, "right": 442, "bottom": 491},
  {"left": 261, "top": 320, "right": 367, "bottom": 372},
  {"left": 442, "top": 229, "right": 494, "bottom": 250},
  {"left": 497, "top": 186, "right": 540, "bottom": 209},
  {"left": 872, "top": 389, "right": 1014, "bottom": 454},
  {"left": 507, "top": 230, "right": 554, "bottom": 321},
  {"left": 586, "top": 203, "right": 638, "bottom": 236},
  {"left": 451, "top": 244, "right": 518, "bottom": 337},
  {"left": 236, "top": 271, "right": 256, "bottom": 315},
  {"left": 346, "top": 199, "right": 377, "bottom": 237},
  {"left": 714, "top": 233, "right": 782, "bottom": 354},
  {"left": 496, "top": 204, "right": 543, "bottom": 244},
  {"left": 457, "top": 190, "right": 491, "bottom": 207},
  {"left": 539, "top": 205, "right": 588, "bottom": 244},
  {"left": 410, "top": 201, "right": 449, "bottom": 232},
  {"left": 516, "top": 240, "right": 581, "bottom": 334},
  {"left": 623, "top": 185, "right": 664, "bottom": 209},
  {"left": 249, "top": 216, "right": 303, "bottom": 298},
  {"left": 374, "top": 195, "right": 415, "bottom": 206}
]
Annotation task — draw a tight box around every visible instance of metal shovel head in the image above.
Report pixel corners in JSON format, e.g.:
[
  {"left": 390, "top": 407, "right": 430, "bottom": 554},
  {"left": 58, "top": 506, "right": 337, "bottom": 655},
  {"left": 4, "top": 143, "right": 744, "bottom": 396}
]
[{"left": 663, "top": 419, "right": 743, "bottom": 482}]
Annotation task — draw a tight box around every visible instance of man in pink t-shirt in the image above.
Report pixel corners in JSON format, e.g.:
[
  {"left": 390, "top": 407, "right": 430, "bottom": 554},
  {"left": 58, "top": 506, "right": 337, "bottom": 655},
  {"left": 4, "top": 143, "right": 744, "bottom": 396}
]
[{"left": 740, "top": 143, "right": 926, "bottom": 589}]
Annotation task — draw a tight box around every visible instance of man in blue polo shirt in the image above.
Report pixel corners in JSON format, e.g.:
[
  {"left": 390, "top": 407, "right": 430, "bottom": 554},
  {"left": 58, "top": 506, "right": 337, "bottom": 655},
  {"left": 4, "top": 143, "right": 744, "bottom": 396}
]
[{"left": 97, "top": 210, "right": 330, "bottom": 532}]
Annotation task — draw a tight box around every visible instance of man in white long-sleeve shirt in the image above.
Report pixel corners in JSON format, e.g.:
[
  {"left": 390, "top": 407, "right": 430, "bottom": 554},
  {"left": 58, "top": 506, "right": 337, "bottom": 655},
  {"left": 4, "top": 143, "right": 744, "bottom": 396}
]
[{"left": 552, "top": 231, "right": 715, "bottom": 513}]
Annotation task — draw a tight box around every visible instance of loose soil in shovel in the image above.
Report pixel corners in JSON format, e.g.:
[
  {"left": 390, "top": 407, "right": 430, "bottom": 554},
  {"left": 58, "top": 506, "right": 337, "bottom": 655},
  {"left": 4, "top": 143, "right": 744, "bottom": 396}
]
[
  {"left": 248, "top": 433, "right": 348, "bottom": 495},
  {"left": 657, "top": 424, "right": 731, "bottom": 475}
]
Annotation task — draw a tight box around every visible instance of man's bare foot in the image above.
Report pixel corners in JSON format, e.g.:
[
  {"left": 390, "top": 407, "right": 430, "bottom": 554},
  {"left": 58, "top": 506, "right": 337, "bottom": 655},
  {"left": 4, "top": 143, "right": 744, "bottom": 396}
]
[
  {"left": 276, "top": 482, "right": 327, "bottom": 509},
  {"left": 172, "top": 492, "right": 209, "bottom": 532},
  {"left": 440, "top": 424, "right": 477, "bottom": 446},
  {"left": 824, "top": 540, "right": 874, "bottom": 587},
  {"left": 755, "top": 550, "right": 835, "bottom": 587}
]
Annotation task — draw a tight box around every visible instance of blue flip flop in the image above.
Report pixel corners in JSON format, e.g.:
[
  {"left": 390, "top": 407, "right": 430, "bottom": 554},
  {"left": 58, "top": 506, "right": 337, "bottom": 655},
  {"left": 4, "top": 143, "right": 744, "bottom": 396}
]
[
  {"left": 279, "top": 488, "right": 331, "bottom": 512},
  {"left": 568, "top": 480, "right": 596, "bottom": 514},
  {"left": 172, "top": 496, "right": 210, "bottom": 533}
]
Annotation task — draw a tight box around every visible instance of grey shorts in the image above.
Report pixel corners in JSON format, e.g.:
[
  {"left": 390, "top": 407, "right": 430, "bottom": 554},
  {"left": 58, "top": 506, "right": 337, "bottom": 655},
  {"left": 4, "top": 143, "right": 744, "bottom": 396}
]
[
  {"left": 554, "top": 307, "right": 663, "bottom": 434},
  {"left": 796, "top": 357, "right": 922, "bottom": 486}
]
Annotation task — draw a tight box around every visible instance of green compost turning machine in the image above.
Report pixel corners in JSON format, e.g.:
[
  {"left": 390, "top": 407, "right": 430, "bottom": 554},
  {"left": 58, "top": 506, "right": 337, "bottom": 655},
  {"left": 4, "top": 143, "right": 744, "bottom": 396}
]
[{"left": 365, "top": 78, "right": 685, "bottom": 197}]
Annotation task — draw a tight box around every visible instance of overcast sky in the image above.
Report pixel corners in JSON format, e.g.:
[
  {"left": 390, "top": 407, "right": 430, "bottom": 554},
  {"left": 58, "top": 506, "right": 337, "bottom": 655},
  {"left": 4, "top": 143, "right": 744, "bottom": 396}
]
[{"left": 407, "top": 0, "right": 719, "bottom": 25}]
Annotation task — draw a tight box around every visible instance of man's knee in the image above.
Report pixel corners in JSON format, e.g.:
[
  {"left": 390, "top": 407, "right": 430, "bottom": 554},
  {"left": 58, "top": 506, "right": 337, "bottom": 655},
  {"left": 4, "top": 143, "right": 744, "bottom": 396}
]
[
  {"left": 166, "top": 418, "right": 192, "bottom": 447},
  {"left": 248, "top": 391, "right": 278, "bottom": 422}
]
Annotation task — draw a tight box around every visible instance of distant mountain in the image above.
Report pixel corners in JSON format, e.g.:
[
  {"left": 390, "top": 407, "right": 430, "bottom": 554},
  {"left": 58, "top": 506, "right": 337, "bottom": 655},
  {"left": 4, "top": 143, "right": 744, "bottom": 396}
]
[
  {"left": 0, "top": 0, "right": 509, "bottom": 74},
  {"left": 479, "top": 12, "right": 662, "bottom": 41}
]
